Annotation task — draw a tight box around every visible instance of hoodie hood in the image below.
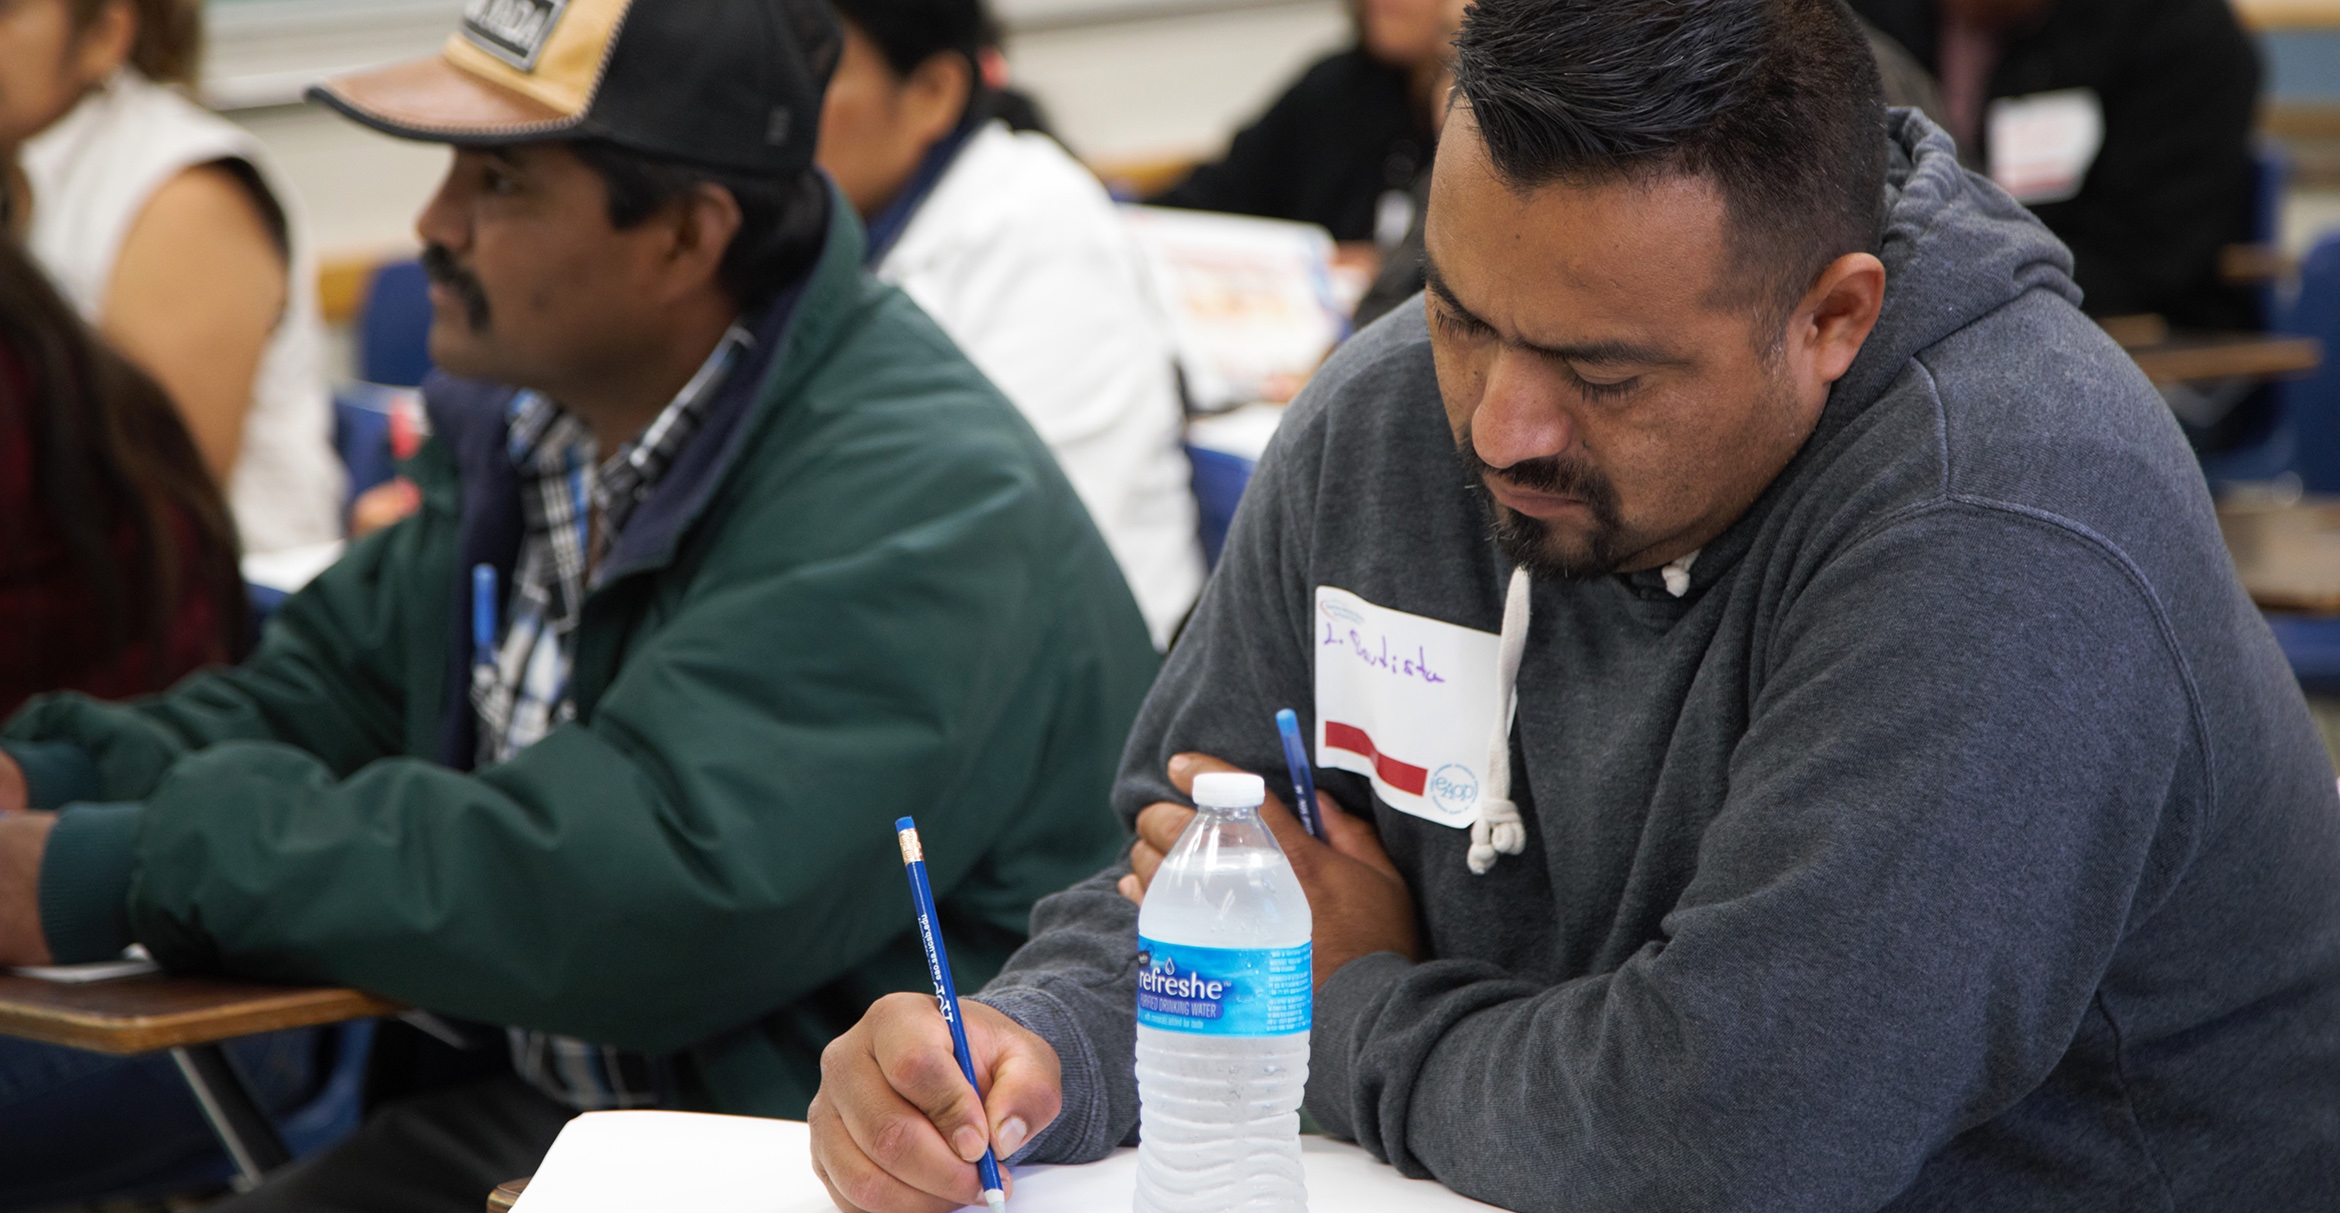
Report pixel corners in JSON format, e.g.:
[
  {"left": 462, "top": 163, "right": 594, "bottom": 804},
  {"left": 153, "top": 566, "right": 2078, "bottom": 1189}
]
[{"left": 1823, "top": 109, "right": 2082, "bottom": 427}]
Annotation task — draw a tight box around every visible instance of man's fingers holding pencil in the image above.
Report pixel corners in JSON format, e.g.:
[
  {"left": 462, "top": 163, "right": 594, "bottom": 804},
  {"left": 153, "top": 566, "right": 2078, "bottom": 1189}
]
[
  {"left": 812, "top": 992, "right": 1060, "bottom": 1213},
  {"left": 814, "top": 992, "right": 987, "bottom": 1212}
]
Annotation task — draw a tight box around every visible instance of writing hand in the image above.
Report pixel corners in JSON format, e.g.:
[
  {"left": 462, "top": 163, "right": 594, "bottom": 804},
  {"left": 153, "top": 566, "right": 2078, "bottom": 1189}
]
[
  {"left": 809, "top": 992, "right": 1061, "bottom": 1213},
  {"left": 1119, "top": 752, "right": 1418, "bottom": 986},
  {"left": 0, "top": 812, "right": 55, "bottom": 966}
]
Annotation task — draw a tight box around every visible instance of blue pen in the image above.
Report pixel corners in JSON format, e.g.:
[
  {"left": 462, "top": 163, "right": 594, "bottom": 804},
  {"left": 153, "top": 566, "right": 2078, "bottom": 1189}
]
[
  {"left": 895, "top": 817, "right": 1008, "bottom": 1213},
  {"left": 1275, "top": 708, "right": 1324, "bottom": 840},
  {"left": 471, "top": 564, "right": 498, "bottom": 671}
]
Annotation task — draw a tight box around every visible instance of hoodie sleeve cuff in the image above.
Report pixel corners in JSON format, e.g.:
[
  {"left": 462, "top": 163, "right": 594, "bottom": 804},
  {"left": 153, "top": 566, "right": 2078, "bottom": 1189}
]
[
  {"left": 1305, "top": 950, "right": 1415, "bottom": 1141},
  {"left": 1, "top": 740, "right": 101, "bottom": 809},
  {"left": 972, "top": 985, "right": 1115, "bottom": 1165},
  {"left": 36, "top": 802, "right": 142, "bottom": 964}
]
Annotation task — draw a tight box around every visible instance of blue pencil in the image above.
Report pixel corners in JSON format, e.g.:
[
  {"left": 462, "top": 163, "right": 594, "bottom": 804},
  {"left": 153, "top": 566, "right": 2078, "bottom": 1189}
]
[
  {"left": 895, "top": 817, "right": 1008, "bottom": 1213},
  {"left": 1275, "top": 708, "right": 1324, "bottom": 840}
]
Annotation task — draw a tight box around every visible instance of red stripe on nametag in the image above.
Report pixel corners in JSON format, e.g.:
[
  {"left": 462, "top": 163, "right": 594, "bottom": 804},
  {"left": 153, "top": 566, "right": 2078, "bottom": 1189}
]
[{"left": 1322, "top": 721, "right": 1428, "bottom": 796}]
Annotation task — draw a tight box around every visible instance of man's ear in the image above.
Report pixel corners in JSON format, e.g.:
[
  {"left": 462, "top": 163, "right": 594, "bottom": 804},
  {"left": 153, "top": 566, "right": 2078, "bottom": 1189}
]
[
  {"left": 1792, "top": 251, "right": 1885, "bottom": 390},
  {"left": 901, "top": 51, "right": 973, "bottom": 147},
  {"left": 662, "top": 182, "right": 744, "bottom": 300}
]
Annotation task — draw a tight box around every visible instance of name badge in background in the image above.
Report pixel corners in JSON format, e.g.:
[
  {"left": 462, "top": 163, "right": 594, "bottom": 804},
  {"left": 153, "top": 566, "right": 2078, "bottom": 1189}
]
[
  {"left": 1988, "top": 88, "right": 2104, "bottom": 206},
  {"left": 1312, "top": 585, "right": 1502, "bottom": 829}
]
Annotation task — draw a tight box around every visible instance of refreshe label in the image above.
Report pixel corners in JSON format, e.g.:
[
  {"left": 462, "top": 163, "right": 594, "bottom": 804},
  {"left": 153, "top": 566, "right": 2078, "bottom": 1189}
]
[
  {"left": 1313, "top": 585, "right": 1503, "bottom": 829},
  {"left": 1136, "top": 939, "right": 1311, "bottom": 1036}
]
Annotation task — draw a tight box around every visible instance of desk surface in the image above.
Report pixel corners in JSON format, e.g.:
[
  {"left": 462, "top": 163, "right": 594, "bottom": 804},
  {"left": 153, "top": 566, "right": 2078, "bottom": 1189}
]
[
  {"left": 509, "top": 1112, "right": 1499, "bottom": 1212},
  {"left": 2120, "top": 332, "right": 2324, "bottom": 387},
  {"left": 2221, "top": 498, "right": 2340, "bottom": 616},
  {"left": 0, "top": 972, "right": 398, "bottom": 1055},
  {"left": 2235, "top": 0, "right": 2340, "bottom": 29}
]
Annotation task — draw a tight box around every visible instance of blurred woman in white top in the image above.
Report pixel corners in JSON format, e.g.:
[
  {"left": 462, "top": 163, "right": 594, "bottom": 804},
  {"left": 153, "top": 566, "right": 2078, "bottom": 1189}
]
[
  {"left": 0, "top": 0, "right": 341, "bottom": 554},
  {"left": 818, "top": 0, "right": 1204, "bottom": 646}
]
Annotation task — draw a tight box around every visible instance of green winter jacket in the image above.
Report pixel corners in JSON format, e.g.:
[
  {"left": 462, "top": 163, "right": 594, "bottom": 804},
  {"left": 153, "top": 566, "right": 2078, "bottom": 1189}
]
[{"left": 2, "top": 194, "right": 1159, "bottom": 1117}]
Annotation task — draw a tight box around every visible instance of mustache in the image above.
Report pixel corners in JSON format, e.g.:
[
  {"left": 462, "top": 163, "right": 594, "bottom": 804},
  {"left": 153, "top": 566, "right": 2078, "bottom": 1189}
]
[
  {"left": 419, "top": 243, "right": 492, "bottom": 331},
  {"left": 1454, "top": 430, "right": 1628, "bottom": 580},
  {"left": 1456, "top": 440, "right": 1622, "bottom": 522}
]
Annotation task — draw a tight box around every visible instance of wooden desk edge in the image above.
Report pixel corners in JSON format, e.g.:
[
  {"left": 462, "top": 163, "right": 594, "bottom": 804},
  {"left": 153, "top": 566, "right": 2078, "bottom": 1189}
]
[
  {"left": 0, "top": 987, "right": 402, "bottom": 1055},
  {"left": 488, "top": 1177, "right": 530, "bottom": 1211},
  {"left": 2128, "top": 335, "right": 2324, "bottom": 386}
]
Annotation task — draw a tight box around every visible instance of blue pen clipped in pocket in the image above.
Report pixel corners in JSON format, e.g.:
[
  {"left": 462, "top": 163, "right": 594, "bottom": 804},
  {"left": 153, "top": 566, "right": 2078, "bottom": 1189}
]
[{"left": 471, "top": 563, "right": 498, "bottom": 682}]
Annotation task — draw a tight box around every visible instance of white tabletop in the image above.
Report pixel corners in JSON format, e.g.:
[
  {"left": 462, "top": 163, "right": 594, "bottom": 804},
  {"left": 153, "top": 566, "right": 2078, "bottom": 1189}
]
[{"left": 511, "top": 1111, "right": 1502, "bottom": 1212}]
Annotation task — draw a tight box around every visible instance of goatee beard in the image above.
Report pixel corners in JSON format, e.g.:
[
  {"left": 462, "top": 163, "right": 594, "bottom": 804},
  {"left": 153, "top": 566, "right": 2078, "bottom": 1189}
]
[{"left": 1455, "top": 434, "right": 1627, "bottom": 581}]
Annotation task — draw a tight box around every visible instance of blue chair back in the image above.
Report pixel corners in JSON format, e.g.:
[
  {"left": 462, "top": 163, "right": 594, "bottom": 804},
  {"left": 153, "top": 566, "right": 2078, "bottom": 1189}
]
[
  {"left": 2253, "top": 144, "right": 2292, "bottom": 330},
  {"left": 358, "top": 259, "right": 434, "bottom": 388},
  {"left": 333, "top": 390, "right": 399, "bottom": 503},
  {"left": 1186, "top": 444, "right": 1256, "bottom": 567},
  {"left": 87, "top": 1019, "right": 377, "bottom": 1203},
  {"left": 277, "top": 1019, "right": 377, "bottom": 1158},
  {"left": 2200, "top": 230, "right": 2340, "bottom": 491}
]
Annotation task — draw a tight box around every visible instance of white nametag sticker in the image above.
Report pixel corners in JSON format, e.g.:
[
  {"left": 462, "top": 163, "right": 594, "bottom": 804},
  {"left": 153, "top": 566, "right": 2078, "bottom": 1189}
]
[
  {"left": 1313, "top": 585, "right": 1502, "bottom": 829},
  {"left": 1988, "top": 88, "right": 2104, "bottom": 205}
]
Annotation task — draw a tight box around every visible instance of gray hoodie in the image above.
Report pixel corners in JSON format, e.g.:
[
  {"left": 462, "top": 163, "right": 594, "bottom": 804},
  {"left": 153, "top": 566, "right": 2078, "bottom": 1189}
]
[{"left": 974, "top": 112, "right": 2340, "bottom": 1210}]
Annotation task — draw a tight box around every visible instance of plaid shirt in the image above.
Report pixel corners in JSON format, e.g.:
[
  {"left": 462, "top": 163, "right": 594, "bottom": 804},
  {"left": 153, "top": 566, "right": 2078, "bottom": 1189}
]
[{"left": 471, "top": 324, "right": 751, "bottom": 1110}]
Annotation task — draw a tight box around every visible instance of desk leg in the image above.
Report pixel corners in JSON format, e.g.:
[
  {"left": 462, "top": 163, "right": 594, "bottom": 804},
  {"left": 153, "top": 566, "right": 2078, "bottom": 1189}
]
[{"left": 171, "top": 1044, "right": 292, "bottom": 1190}]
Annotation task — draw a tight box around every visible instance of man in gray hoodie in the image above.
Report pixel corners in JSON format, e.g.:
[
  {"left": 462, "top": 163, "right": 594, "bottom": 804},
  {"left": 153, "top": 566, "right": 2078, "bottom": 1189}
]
[{"left": 809, "top": 0, "right": 2340, "bottom": 1209}]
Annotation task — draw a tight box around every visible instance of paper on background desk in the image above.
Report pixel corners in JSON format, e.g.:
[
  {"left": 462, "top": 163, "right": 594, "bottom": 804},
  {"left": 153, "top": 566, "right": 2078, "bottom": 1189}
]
[
  {"left": 242, "top": 540, "right": 347, "bottom": 596},
  {"left": 512, "top": 1111, "right": 1501, "bottom": 1212},
  {"left": 9, "top": 945, "right": 157, "bottom": 984}
]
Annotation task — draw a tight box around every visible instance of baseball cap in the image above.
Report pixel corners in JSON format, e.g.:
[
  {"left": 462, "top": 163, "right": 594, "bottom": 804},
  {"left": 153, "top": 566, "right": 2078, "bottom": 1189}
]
[{"left": 309, "top": 0, "right": 842, "bottom": 177}]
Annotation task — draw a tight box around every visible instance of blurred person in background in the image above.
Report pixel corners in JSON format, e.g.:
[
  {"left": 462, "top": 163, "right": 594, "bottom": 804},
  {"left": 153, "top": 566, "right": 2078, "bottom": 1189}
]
[
  {"left": 0, "top": 0, "right": 343, "bottom": 554},
  {"left": 0, "top": 237, "right": 317, "bottom": 1211},
  {"left": 819, "top": 0, "right": 1204, "bottom": 645},
  {"left": 0, "top": 238, "right": 246, "bottom": 718},
  {"left": 1150, "top": 0, "right": 1467, "bottom": 267},
  {"left": 1853, "top": 0, "right": 2261, "bottom": 333}
]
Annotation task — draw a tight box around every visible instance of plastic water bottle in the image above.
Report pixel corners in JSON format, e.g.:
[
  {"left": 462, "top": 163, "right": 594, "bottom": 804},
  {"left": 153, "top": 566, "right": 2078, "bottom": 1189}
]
[{"left": 1134, "top": 771, "right": 1312, "bottom": 1212}]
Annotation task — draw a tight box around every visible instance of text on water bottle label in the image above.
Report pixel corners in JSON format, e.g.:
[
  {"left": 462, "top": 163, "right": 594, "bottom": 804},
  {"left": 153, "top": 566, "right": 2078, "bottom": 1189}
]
[{"left": 1136, "top": 938, "right": 1312, "bottom": 1036}]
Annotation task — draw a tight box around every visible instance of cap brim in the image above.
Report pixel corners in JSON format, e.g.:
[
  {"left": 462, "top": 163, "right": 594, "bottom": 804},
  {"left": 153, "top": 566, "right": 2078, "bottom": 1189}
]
[{"left": 309, "top": 55, "right": 584, "bottom": 145}]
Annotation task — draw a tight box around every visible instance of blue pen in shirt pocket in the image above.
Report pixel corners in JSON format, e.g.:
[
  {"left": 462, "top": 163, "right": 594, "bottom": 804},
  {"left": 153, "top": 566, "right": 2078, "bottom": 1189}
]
[{"left": 472, "top": 563, "right": 499, "bottom": 679}]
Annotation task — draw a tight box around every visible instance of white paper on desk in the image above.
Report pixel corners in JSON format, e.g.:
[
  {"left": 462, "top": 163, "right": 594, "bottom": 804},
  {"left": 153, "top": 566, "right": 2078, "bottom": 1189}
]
[
  {"left": 9, "top": 944, "right": 157, "bottom": 983},
  {"left": 512, "top": 1112, "right": 1501, "bottom": 1212},
  {"left": 1121, "top": 205, "right": 1343, "bottom": 412}
]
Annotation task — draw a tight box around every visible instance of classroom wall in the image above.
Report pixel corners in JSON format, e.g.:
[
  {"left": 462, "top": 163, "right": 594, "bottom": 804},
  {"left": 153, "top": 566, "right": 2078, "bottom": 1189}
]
[{"left": 214, "top": 0, "right": 1352, "bottom": 262}]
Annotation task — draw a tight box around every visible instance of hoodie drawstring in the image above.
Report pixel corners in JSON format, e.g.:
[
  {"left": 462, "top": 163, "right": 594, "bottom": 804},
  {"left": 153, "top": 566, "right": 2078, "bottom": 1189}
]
[
  {"left": 1464, "top": 552, "right": 1699, "bottom": 875},
  {"left": 1469, "top": 566, "right": 1532, "bottom": 875}
]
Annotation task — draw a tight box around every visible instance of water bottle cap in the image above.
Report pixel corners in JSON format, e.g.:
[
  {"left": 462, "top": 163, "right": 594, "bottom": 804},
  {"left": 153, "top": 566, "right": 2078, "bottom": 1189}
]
[{"left": 1191, "top": 772, "right": 1266, "bottom": 809}]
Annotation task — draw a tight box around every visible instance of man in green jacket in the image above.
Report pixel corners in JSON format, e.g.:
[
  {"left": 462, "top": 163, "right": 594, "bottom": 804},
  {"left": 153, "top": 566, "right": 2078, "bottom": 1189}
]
[{"left": 0, "top": 0, "right": 1156, "bottom": 1206}]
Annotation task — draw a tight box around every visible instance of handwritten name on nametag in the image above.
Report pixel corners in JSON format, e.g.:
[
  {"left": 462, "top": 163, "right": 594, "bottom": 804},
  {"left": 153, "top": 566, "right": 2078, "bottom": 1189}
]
[{"left": 1312, "top": 586, "right": 1502, "bottom": 829}]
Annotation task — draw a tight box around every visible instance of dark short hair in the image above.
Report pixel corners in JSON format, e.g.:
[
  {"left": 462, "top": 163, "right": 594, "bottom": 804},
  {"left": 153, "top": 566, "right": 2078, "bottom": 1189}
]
[
  {"left": 1451, "top": 0, "right": 1885, "bottom": 323},
  {"left": 567, "top": 141, "right": 831, "bottom": 312},
  {"left": 830, "top": 0, "right": 986, "bottom": 77},
  {"left": 0, "top": 239, "right": 246, "bottom": 675}
]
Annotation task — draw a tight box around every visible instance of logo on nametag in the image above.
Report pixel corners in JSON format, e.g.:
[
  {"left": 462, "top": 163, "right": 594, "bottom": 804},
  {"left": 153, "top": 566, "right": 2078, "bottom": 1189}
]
[
  {"left": 1428, "top": 764, "right": 1479, "bottom": 816},
  {"left": 463, "top": 0, "right": 570, "bottom": 70}
]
